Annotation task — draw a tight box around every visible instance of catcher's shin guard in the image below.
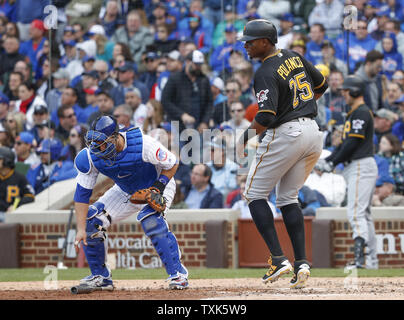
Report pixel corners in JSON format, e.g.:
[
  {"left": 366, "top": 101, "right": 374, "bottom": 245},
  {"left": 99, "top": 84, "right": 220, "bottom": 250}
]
[
  {"left": 137, "top": 204, "right": 158, "bottom": 221},
  {"left": 83, "top": 202, "right": 111, "bottom": 278},
  {"left": 141, "top": 212, "right": 185, "bottom": 278}
]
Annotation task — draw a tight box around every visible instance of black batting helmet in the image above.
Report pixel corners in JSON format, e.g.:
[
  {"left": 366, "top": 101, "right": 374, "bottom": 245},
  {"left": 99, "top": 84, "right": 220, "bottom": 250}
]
[
  {"left": 340, "top": 75, "right": 365, "bottom": 98},
  {"left": 239, "top": 19, "right": 278, "bottom": 44},
  {"left": 0, "top": 146, "right": 15, "bottom": 168}
]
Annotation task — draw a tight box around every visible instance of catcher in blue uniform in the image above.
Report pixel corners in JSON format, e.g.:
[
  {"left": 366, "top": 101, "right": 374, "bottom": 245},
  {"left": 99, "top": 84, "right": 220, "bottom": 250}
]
[{"left": 72, "top": 115, "right": 188, "bottom": 292}]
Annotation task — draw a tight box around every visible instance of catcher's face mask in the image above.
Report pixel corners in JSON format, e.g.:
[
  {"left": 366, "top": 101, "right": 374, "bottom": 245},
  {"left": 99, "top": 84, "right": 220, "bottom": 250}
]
[{"left": 85, "top": 130, "right": 119, "bottom": 164}]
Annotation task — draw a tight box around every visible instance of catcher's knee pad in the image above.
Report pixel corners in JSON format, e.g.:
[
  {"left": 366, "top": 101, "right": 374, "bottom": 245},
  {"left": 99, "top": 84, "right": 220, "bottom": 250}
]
[
  {"left": 137, "top": 204, "right": 157, "bottom": 222},
  {"left": 84, "top": 202, "right": 111, "bottom": 277},
  {"left": 141, "top": 213, "right": 183, "bottom": 277}
]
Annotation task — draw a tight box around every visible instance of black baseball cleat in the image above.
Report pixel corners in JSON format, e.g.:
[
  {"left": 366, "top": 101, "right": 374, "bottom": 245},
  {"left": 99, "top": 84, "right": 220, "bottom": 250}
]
[
  {"left": 262, "top": 256, "right": 293, "bottom": 283},
  {"left": 290, "top": 261, "right": 311, "bottom": 289}
]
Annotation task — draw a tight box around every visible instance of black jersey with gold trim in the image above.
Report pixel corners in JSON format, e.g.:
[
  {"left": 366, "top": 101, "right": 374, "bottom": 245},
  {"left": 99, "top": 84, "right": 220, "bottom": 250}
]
[
  {"left": 0, "top": 169, "right": 35, "bottom": 211},
  {"left": 253, "top": 49, "right": 328, "bottom": 128},
  {"left": 342, "top": 104, "right": 374, "bottom": 161}
]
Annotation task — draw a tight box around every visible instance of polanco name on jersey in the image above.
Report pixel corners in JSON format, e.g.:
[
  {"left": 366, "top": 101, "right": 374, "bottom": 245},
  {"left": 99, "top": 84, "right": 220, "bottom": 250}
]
[{"left": 277, "top": 56, "right": 304, "bottom": 80}]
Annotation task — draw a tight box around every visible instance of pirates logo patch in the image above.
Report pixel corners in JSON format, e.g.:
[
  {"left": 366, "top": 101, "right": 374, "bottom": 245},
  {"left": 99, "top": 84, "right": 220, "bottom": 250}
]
[{"left": 256, "top": 89, "right": 269, "bottom": 104}]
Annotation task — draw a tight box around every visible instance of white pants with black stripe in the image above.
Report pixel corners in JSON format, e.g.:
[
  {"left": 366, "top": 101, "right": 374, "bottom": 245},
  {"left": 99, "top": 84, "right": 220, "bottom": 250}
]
[
  {"left": 343, "top": 157, "right": 378, "bottom": 266},
  {"left": 243, "top": 117, "right": 323, "bottom": 208}
]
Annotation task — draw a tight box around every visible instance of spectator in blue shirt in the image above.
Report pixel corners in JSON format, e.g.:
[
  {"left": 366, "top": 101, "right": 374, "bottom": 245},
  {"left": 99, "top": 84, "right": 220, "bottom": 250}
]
[
  {"left": 19, "top": 19, "right": 46, "bottom": 73},
  {"left": 45, "top": 68, "right": 70, "bottom": 115},
  {"left": 210, "top": 24, "right": 246, "bottom": 75},
  {"left": 110, "top": 61, "right": 149, "bottom": 105},
  {"left": 139, "top": 52, "right": 161, "bottom": 92},
  {"left": 178, "top": 11, "right": 212, "bottom": 54},
  {"left": 0, "top": 0, "right": 17, "bottom": 22},
  {"left": 207, "top": 139, "right": 238, "bottom": 199},
  {"left": 27, "top": 138, "right": 77, "bottom": 194},
  {"left": 178, "top": 0, "right": 214, "bottom": 37},
  {"left": 211, "top": 77, "right": 227, "bottom": 107},
  {"left": 51, "top": 87, "right": 83, "bottom": 129},
  {"left": 100, "top": 0, "right": 123, "bottom": 38},
  {"left": 381, "top": 32, "right": 403, "bottom": 80},
  {"left": 150, "top": 2, "right": 179, "bottom": 39},
  {"left": 59, "top": 40, "right": 77, "bottom": 68},
  {"left": 305, "top": 23, "right": 327, "bottom": 66},
  {"left": 392, "top": 95, "right": 404, "bottom": 143},
  {"left": 334, "top": 18, "right": 377, "bottom": 73},
  {"left": 15, "top": 0, "right": 49, "bottom": 41},
  {"left": 184, "top": 163, "right": 223, "bottom": 209},
  {"left": 373, "top": 153, "right": 397, "bottom": 205}
]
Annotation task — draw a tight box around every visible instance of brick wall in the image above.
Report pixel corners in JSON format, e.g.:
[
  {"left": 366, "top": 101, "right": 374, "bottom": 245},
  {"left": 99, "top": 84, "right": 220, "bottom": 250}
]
[
  {"left": 19, "top": 221, "right": 237, "bottom": 269},
  {"left": 20, "top": 224, "right": 68, "bottom": 268},
  {"left": 333, "top": 220, "right": 404, "bottom": 268}
]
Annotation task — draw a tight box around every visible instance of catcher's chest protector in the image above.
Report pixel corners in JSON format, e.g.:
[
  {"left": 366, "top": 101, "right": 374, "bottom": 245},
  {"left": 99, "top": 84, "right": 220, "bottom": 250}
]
[{"left": 90, "top": 128, "right": 158, "bottom": 193}]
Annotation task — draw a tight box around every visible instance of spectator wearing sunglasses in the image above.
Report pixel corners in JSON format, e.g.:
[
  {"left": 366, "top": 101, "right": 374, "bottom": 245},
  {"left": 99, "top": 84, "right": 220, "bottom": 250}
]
[
  {"left": 13, "top": 131, "right": 39, "bottom": 166},
  {"left": 220, "top": 101, "right": 250, "bottom": 132},
  {"left": 55, "top": 105, "right": 77, "bottom": 146},
  {"left": 60, "top": 124, "right": 88, "bottom": 162},
  {"left": 51, "top": 87, "right": 83, "bottom": 128},
  {"left": 94, "top": 60, "right": 118, "bottom": 93},
  {"left": 211, "top": 78, "right": 249, "bottom": 127}
]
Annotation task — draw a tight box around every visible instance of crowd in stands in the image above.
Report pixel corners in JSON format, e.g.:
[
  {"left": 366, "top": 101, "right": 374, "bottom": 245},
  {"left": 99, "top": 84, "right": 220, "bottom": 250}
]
[{"left": 1, "top": 0, "right": 404, "bottom": 220}]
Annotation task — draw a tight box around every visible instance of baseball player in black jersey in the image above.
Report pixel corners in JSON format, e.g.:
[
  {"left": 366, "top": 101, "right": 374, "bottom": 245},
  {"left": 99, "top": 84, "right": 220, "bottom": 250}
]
[
  {"left": 317, "top": 76, "right": 378, "bottom": 269},
  {"left": 0, "top": 147, "right": 35, "bottom": 221},
  {"left": 237, "top": 19, "right": 328, "bottom": 289}
]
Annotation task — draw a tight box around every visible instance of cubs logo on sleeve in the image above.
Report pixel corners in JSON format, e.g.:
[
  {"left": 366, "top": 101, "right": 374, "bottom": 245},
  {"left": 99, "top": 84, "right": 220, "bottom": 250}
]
[{"left": 156, "top": 148, "right": 168, "bottom": 162}]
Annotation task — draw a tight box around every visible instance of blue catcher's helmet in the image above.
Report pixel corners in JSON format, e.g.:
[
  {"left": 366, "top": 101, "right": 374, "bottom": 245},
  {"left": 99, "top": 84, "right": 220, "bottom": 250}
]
[{"left": 85, "top": 115, "right": 119, "bottom": 161}]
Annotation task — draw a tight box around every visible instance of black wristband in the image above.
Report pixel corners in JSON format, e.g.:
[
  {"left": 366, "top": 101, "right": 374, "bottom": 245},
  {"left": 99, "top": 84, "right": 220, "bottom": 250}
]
[{"left": 152, "top": 180, "right": 166, "bottom": 193}]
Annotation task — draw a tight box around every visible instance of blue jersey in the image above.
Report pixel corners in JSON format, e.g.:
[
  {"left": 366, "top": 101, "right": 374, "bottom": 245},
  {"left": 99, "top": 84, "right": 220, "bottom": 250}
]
[
  {"left": 74, "top": 128, "right": 177, "bottom": 203},
  {"left": 305, "top": 41, "right": 324, "bottom": 66},
  {"left": 334, "top": 33, "right": 377, "bottom": 73}
]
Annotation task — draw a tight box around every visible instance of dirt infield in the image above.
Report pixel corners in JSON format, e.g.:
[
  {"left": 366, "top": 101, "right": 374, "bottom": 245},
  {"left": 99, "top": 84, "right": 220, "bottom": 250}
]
[{"left": 0, "top": 277, "right": 403, "bottom": 300}]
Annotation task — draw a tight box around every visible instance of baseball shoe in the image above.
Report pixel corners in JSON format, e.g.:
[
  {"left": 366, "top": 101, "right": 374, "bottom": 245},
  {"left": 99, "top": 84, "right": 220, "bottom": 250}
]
[
  {"left": 79, "top": 267, "right": 114, "bottom": 290},
  {"left": 262, "top": 256, "right": 293, "bottom": 283},
  {"left": 290, "top": 261, "right": 310, "bottom": 289},
  {"left": 168, "top": 274, "right": 189, "bottom": 290},
  {"left": 345, "top": 261, "right": 365, "bottom": 270},
  {"left": 167, "top": 265, "right": 189, "bottom": 290}
]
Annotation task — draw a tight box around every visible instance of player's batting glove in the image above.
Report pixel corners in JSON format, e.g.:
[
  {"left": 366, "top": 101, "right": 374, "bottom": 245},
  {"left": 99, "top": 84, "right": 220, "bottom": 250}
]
[{"left": 315, "top": 159, "right": 335, "bottom": 173}]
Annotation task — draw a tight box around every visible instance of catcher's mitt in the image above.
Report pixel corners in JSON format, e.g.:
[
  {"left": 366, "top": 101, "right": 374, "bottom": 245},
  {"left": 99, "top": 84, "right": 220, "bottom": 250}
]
[{"left": 130, "top": 187, "right": 167, "bottom": 212}]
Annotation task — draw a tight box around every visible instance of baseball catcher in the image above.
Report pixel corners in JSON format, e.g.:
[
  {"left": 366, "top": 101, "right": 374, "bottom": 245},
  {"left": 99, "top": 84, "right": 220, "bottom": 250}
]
[{"left": 71, "top": 115, "right": 188, "bottom": 294}]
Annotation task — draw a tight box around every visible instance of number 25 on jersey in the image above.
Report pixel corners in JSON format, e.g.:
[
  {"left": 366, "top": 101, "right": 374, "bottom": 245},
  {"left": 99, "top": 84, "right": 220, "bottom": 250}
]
[{"left": 289, "top": 72, "right": 314, "bottom": 108}]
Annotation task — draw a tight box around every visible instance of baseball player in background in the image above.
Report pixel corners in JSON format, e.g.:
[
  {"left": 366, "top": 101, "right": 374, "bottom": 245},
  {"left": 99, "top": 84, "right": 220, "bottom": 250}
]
[
  {"left": 318, "top": 76, "right": 378, "bottom": 269},
  {"left": 73, "top": 115, "right": 188, "bottom": 291},
  {"left": 237, "top": 19, "right": 328, "bottom": 289}
]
